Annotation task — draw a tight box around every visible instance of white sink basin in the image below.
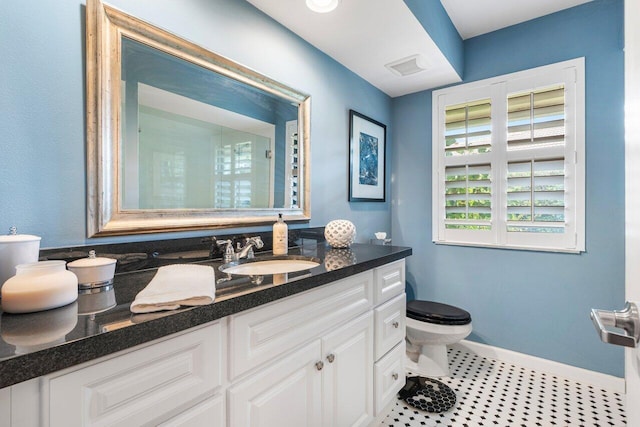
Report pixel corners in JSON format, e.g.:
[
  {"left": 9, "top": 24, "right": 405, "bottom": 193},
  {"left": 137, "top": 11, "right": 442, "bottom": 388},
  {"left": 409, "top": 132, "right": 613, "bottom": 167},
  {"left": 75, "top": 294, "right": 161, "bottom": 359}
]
[{"left": 219, "top": 256, "right": 320, "bottom": 276}]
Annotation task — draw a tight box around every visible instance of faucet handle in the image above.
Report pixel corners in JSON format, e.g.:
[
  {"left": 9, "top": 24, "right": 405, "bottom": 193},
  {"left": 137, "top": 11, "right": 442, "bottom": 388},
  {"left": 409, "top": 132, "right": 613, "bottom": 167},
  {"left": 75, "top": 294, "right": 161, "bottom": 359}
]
[
  {"left": 217, "top": 239, "right": 233, "bottom": 249},
  {"left": 217, "top": 239, "right": 235, "bottom": 263},
  {"left": 247, "top": 236, "right": 264, "bottom": 249}
]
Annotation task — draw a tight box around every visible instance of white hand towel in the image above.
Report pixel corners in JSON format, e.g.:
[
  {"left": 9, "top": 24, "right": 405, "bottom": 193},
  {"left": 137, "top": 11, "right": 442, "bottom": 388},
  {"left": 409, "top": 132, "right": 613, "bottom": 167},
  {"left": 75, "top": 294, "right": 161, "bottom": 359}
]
[{"left": 130, "top": 264, "right": 216, "bottom": 314}]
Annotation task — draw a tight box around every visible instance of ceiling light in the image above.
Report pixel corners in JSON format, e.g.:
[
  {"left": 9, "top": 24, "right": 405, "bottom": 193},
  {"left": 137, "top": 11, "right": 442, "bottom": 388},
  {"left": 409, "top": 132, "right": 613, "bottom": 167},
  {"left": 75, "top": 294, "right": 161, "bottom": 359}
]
[
  {"left": 306, "top": 0, "right": 340, "bottom": 13},
  {"left": 385, "top": 55, "right": 429, "bottom": 77}
]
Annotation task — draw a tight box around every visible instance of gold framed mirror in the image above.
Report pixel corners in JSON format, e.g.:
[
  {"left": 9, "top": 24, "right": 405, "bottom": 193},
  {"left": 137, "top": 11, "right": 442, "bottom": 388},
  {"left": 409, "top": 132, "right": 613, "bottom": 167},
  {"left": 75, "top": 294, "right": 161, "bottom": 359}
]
[{"left": 86, "top": 0, "right": 310, "bottom": 237}]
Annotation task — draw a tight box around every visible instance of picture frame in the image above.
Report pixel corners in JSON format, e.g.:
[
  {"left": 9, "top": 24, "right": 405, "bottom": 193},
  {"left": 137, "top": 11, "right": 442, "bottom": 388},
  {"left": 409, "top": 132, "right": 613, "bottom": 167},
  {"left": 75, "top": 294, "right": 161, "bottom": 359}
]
[{"left": 349, "top": 109, "right": 386, "bottom": 202}]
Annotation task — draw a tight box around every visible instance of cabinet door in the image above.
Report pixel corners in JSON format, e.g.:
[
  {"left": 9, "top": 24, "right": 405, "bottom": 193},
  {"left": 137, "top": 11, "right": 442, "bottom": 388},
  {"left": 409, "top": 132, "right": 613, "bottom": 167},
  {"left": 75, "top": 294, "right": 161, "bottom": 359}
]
[
  {"left": 228, "top": 340, "right": 323, "bottom": 427},
  {"left": 49, "top": 322, "right": 223, "bottom": 427},
  {"left": 229, "top": 270, "right": 373, "bottom": 380},
  {"left": 321, "top": 311, "right": 374, "bottom": 427},
  {"left": 158, "top": 394, "right": 224, "bottom": 427}
]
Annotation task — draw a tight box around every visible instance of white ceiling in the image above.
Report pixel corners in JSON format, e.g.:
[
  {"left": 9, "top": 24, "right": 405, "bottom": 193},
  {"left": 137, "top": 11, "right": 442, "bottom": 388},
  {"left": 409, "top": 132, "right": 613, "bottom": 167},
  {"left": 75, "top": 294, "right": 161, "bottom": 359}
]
[
  {"left": 247, "top": 0, "right": 592, "bottom": 97},
  {"left": 441, "top": 0, "right": 592, "bottom": 40}
]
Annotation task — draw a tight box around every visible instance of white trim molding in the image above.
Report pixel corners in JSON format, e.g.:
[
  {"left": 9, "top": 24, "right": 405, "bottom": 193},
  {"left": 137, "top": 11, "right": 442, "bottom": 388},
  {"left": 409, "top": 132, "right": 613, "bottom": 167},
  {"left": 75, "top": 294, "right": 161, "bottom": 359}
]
[{"left": 455, "top": 340, "right": 625, "bottom": 394}]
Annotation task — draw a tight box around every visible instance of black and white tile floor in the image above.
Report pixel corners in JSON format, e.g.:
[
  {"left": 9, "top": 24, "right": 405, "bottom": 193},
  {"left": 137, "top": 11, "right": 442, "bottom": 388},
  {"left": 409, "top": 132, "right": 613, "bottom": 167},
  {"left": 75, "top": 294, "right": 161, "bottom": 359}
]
[{"left": 381, "top": 345, "right": 626, "bottom": 427}]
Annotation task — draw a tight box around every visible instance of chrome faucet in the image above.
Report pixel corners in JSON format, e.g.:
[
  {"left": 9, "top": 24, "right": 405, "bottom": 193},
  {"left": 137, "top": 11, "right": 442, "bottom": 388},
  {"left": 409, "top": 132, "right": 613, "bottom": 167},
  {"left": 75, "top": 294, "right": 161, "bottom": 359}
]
[{"left": 217, "top": 236, "right": 264, "bottom": 263}]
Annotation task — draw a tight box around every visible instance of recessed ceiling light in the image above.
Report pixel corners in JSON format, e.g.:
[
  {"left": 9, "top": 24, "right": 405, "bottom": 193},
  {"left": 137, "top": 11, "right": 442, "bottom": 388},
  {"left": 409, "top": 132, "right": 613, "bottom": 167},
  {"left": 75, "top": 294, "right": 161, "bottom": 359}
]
[{"left": 306, "top": 0, "right": 340, "bottom": 13}]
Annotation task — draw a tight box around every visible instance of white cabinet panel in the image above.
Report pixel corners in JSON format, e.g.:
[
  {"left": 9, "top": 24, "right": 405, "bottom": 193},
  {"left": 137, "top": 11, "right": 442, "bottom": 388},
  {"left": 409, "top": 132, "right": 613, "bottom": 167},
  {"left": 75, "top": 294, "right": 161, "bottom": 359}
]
[
  {"left": 373, "top": 260, "right": 405, "bottom": 305},
  {"left": 0, "top": 387, "right": 9, "bottom": 426},
  {"left": 228, "top": 340, "right": 323, "bottom": 427},
  {"left": 321, "top": 311, "right": 374, "bottom": 427},
  {"left": 9, "top": 378, "right": 40, "bottom": 427},
  {"left": 49, "top": 322, "right": 224, "bottom": 427},
  {"left": 158, "top": 395, "right": 224, "bottom": 427},
  {"left": 374, "top": 293, "right": 406, "bottom": 360},
  {"left": 374, "top": 341, "right": 406, "bottom": 416},
  {"left": 229, "top": 270, "right": 373, "bottom": 380}
]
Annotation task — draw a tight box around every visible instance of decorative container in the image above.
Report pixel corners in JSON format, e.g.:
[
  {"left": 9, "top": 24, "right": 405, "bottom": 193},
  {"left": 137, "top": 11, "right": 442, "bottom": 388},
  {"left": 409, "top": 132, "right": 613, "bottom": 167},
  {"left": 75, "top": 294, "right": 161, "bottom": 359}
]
[
  {"left": 0, "top": 226, "right": 41, "bottom": 290},
  {"left": 324, "top": 220, "right": 356, "bottom": 248},
  {"left": 1, "top": 261, "right": 78, "bottom": 314},
  {"left": 68, "top": 250, "right": 117, "bottom": 290}
]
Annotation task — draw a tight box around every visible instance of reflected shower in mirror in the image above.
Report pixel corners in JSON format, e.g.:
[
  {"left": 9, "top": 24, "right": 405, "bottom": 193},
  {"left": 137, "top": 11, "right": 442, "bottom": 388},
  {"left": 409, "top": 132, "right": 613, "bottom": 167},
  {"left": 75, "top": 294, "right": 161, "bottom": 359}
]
[
  {"left": 120, "top": 38, "right": 298, "bottom": 211},
  {"left": 86, "top": 0, "right": 310, "bottom": 236}
]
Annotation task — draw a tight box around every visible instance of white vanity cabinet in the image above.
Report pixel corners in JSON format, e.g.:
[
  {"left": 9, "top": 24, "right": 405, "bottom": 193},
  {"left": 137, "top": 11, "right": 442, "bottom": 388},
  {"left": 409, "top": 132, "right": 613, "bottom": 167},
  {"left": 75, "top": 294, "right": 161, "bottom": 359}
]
[
  {"left": 227, "top": 270, "right": 374, "bottom": 427},
  {"left": 228, "top": 259, "right": 406, "bottom": 427},
  {"left": 372, "top": 260, "right": 407, "bottom": 420},
  {"left": 228, "top": 312, "right": 373, "bottom": 427},
  {"left": 2, "top": 258, "right": 407, "bottom": 427},
  {"left": 47, "top": 321, "right": 226, "bottom": 427}
]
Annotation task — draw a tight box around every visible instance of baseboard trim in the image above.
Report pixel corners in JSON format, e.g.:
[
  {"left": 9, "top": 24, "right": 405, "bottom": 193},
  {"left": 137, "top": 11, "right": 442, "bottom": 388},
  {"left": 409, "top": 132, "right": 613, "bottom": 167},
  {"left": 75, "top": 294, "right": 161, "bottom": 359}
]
[{"left": 455, "top": 340, "right": 625, "bottom": 394}]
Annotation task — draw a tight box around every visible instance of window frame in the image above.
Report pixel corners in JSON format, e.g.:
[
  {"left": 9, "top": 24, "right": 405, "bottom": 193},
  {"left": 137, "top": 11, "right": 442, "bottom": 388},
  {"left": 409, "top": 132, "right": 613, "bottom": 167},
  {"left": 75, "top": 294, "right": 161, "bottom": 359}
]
[{"left": 432, "top": 58, "right": 585, "bottom": 253}]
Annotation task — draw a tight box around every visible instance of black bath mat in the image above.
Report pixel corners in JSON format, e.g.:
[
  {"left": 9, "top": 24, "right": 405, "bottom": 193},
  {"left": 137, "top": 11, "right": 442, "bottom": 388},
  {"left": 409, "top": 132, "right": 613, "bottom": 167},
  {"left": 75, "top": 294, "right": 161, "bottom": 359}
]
[{"left": 398, "top": 376, "right": 457, "bottom": 413}]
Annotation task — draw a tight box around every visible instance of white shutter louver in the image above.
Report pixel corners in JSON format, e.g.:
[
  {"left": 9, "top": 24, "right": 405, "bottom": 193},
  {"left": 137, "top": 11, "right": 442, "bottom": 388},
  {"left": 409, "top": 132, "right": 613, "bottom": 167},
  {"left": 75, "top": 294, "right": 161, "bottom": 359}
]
[
  {"left": 445, "top": 99, "right": 492, "bottom": 156},
  {"left": 507, "top": 85, "right": 565, "bottom": 151},
  {"left": 445, "top": 164, "right": 492, "bottom": 230},
  {"left": 507, "top": 159, "right": 565, "bottom": 233}
]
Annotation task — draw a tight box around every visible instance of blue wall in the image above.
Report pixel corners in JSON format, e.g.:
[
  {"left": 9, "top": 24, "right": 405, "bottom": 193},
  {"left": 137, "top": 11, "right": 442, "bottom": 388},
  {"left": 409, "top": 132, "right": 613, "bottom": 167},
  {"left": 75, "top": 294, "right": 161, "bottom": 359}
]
[
  {"left": 0, "top": 0, "right": 392, "bottom": 248},
  {"left": 392, "top": 0, "right": 625, "bottom": 377}
]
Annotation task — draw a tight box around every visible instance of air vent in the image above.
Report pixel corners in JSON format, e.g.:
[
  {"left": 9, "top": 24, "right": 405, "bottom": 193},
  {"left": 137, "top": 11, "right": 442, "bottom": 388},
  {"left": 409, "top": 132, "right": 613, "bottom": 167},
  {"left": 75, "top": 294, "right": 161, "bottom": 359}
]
[{"left": 385, "top": 54, "right": 429, "bottom": 77}]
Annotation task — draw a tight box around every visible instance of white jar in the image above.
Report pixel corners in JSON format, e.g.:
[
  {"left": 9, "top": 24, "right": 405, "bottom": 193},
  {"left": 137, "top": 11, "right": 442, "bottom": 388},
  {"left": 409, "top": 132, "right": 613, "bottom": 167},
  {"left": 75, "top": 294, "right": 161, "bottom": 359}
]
[
  {"left": 67, "top": 250, "right": 117, "bottom": 289},
  {"left": 0, "top": 227, "right": 41, "bottom": 290},
  {"left": 1, "top": 261, "right": 78, "bottom": 314},
  {"left": 324, "top": 219, "right": 357, "bottom": 248}
]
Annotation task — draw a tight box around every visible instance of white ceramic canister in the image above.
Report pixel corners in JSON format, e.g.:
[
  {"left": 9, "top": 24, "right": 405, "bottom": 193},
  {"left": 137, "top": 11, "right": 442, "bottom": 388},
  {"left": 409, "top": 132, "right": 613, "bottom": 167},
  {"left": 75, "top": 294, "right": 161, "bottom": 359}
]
[
  {"left": 67, "top": 250, "right": 117, "bottom": 289},
  {"left": 0, "top": 227, "right": 41, "bottom": 290},
  {"left": 1, "top": 261, "right": 78, "bottom": 314}
]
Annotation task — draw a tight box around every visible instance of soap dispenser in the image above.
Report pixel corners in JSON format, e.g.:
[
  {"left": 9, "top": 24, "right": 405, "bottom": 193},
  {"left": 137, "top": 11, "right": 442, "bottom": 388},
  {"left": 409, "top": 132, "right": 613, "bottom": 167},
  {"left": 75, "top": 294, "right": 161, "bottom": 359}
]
[{"left": 273, "top": 213, "right": 288, "bottom": 255}]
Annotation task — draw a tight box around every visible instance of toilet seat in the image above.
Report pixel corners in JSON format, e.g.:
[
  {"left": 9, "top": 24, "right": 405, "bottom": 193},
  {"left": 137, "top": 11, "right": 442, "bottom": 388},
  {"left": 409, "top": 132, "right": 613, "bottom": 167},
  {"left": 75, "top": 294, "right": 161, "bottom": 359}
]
[{"left": 407, "top": 300, "right": 471, "bottom": 325}]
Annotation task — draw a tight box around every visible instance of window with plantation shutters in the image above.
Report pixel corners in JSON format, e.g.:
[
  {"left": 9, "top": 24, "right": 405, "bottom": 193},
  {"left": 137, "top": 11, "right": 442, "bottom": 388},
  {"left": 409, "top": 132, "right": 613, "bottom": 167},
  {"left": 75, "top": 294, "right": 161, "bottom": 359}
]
[{"left": 432, "top": 59, "right": 585, "bottom": 253}]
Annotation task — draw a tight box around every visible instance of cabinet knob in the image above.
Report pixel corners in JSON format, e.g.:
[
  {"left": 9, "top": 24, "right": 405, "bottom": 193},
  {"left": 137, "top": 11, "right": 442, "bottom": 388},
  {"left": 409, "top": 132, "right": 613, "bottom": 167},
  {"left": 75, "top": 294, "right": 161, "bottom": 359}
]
[
  {"left": 392, "top": 372, "right": 399, "bottom": 380},
  {"left": 392, "top": 321, "right": 399, "bottom": 328},
  {"left": 315, "top": 361, "right": 324, "bottom": 371},
  {"left": 326, "top": 353, "right": 335, "bottom": 363}
]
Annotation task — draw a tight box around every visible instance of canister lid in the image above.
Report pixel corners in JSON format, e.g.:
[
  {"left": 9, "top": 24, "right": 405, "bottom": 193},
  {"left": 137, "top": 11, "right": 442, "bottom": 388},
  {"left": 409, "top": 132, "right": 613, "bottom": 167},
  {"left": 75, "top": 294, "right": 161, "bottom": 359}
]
[
  {"left": 67, "top": 250, "right": 116, "bottom": 268},
  {"left": 0, "top": 226, "right": 41, "bottom": 243}
]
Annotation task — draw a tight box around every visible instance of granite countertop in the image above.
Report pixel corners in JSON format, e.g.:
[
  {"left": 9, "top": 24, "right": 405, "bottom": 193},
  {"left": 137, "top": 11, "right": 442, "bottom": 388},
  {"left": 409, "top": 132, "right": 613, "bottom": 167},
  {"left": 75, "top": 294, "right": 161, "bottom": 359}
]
[{"left": 0, "top": 243, "right": 411, "bottom": 388}]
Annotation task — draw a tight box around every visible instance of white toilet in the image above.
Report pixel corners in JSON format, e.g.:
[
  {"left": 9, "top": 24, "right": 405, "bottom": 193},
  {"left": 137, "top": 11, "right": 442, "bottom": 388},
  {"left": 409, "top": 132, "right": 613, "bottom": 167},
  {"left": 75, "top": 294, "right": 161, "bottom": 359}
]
[{"left": 405, "top": 300, "right": 472, "bottom": 377}]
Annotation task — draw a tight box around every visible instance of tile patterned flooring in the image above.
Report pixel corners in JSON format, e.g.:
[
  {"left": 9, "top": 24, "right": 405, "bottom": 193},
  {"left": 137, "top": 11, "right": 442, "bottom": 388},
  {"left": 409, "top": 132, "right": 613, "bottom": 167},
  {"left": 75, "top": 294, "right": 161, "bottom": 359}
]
[{"left": 380, "top": 345, "right": 626, "bottom": 427}]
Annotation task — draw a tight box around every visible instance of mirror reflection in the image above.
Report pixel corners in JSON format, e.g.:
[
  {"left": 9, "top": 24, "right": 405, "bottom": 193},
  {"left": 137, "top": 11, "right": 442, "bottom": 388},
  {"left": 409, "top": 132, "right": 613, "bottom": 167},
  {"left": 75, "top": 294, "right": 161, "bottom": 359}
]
[
  {"left": 86, "top": 0, "right": 310, "bottom": 236},
  {"left": 121, "top": 37, "right": 299, "bottom": 210}
]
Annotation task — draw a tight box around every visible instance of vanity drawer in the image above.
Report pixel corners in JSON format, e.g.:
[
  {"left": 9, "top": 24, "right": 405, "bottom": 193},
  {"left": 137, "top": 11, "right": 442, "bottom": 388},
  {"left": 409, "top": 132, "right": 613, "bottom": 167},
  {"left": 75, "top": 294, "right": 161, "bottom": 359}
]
[
  {"left": 48, "top": 321, "right": 224, "bottom": 427},
  {"left": 374, "top": 293, "right": 406, "bottom": 360},
  {"left": 229, "top": 270, "right": 373, "bottom": 380},
  {"left": 374, "top": 341, "right": 406, "bottom": 416},
  {"left": 373, "top": 260, "right": 405, "bottom": 305}
]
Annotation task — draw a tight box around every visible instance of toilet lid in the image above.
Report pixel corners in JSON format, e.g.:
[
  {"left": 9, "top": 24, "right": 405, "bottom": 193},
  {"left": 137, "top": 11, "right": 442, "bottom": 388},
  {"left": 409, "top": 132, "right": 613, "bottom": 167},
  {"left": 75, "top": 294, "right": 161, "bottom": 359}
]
[{"left": 407, "top": 300, "right": 471, "bottom": 325}]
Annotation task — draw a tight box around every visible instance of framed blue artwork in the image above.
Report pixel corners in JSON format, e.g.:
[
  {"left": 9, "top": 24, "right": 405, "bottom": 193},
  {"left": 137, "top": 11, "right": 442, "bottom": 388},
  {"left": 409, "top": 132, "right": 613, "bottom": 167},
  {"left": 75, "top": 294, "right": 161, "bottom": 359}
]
[{"left": 348, "top": 110, "right": 386, "bottom": 202}]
